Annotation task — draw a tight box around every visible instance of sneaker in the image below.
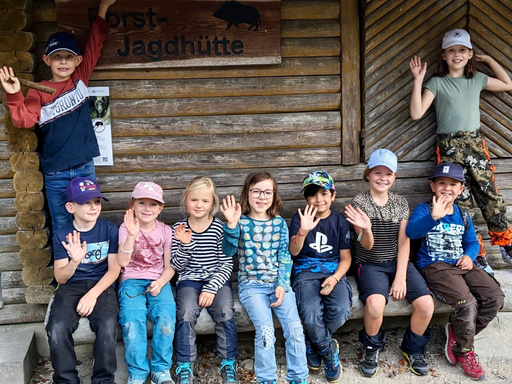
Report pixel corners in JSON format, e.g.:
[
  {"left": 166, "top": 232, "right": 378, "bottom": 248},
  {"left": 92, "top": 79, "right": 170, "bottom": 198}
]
[
  {"left": 457, "top": 351, "right": 485, "bottom": 380},
  {"left": 127, "top": 379, "right": 145, "bottom": 384},
  {"left": 306, "top": 340, "right": 321, "bottom": 370},
  {"left": 500, "top": 245, "right": 512, "bottom": 265},
  {"left": 401, "top": 351, "right": 430, "bottom": 376},
  {"left": 258, "top": 382, "right": 277, "bottom": 384},
  {"left": 444, "top": 323, "right": 457, "bottom": 366},
  {"left": 359, "top": 346, "right": 379, "bottom": 378},
  {"left": 322, "top": 339, "right": 341, "bottom": 382},
  {"left": 474, "top": 256, "right": 495, "bottom": 276},
  {"left": 176, "top": 362, "right": 194, "bottom": 384},
  {"left": 151, "top": 371, "right": 174, "bottom": 384},
  {"left": 288, "top": 380, "right": 308, "bottom": 384},
  {"left": 220, "top": 358, "right": 239, "bottom": 384}
]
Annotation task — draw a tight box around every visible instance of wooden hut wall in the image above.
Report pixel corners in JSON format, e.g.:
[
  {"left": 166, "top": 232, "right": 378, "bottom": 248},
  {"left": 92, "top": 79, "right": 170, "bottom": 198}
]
[{"left": 361, "top": 0, "right": 512, "bottom": 268}]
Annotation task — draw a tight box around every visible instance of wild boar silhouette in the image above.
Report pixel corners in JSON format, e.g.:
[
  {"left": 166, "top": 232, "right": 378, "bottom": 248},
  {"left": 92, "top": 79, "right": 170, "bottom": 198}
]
[{"left": 213, "top": 1, "right": 261, "bottom": 31}]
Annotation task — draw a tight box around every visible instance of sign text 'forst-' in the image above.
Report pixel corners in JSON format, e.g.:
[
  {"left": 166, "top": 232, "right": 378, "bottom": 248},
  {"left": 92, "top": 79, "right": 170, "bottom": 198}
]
[{"left": 55, "top": 0, "right": 281, "bottom": 69}]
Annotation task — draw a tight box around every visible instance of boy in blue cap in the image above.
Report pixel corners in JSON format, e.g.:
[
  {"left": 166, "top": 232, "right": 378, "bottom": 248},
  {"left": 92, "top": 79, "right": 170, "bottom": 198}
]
[
  {"left": 289, "top": 171, "right": 352, "bottom": 382},
  {"left": 0, "top": 0, "right": 116, "bottom": 231},
  {"left": 46, "top": 177, "right": 120, "bottom": 384},
  {"left": 406, "top": 163, "right": 504, "bottom": 381}
]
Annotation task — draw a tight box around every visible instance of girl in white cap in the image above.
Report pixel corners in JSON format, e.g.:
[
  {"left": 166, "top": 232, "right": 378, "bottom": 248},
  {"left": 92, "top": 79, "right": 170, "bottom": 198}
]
[
  {"left": 117, "top": 181, "right": 176, "bottom": 384},
  {"left": 344, "top": 149, "right": 434, "bottom": 378},
  {"left": 409, "top": 28, "right": 512, "bottom": 272}
]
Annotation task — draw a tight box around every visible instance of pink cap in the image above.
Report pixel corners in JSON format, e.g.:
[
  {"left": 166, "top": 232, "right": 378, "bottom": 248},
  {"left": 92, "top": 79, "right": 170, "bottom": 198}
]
[{"left": 131, "top": 182, "right": 164, "bottom": 204}]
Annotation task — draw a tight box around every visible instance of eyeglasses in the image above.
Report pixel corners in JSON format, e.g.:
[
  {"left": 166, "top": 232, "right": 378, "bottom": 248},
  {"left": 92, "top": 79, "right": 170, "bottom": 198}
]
[
  {"left": 125, "top": 285, "right": 151, "bottom": 298},
  {"left": 249, "top": 188, "right": 274, "bottom": 199}
]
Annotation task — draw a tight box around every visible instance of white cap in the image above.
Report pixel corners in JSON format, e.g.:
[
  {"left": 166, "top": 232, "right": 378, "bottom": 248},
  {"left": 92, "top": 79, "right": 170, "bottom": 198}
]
[{"left": 442, "top": 29, "right": 472, "bottom": 49}]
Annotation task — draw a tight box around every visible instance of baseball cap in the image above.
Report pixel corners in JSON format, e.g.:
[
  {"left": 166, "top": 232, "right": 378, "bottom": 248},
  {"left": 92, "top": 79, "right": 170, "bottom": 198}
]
[
  {"left": 442, "top": 29, "right": 472, "bottom": 49},
  {"left": 45, "top": 31, "right": 80, "bottom": 57},
  {"left": 367, "top": 149, "right": 398, "bottom": 173},
  {"left": 301, "top": 171, "right": 335, "bottom": 195},
  {"left": 131, "top": 182, "right": 165, "bottom": 204},
  {"left": 429, "top": 163, "right": 465, "bottom": 183},
  {"left": 66, "top": 177, "right": 108, "bottom": 204}
]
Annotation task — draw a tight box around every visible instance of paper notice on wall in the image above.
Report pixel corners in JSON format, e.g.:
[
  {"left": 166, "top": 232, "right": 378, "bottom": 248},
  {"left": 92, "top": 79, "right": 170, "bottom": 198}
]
[{"left": 89, "top": 87, "right": 114, "bottom": 166}]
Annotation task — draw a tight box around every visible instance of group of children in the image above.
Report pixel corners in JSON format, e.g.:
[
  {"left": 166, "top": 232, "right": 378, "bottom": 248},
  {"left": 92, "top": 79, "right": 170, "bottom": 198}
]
[{"left": 0, "top": 1, "right": 511, "bottom": 381}]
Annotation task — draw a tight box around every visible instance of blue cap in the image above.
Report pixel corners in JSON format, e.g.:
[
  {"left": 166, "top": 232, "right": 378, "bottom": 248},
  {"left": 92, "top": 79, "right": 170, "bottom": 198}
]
[
  {"left": 66, "top": 177, "right": 108, "bottom": 204},
  {"left": 367, "top": 149, "right": 398, "bottom": 173},
  {"left": 429, "top": 163, "right": 465, "bottom": 183},
  {"left": 45, "top": 31, "right": 80, "bottom": 57}
]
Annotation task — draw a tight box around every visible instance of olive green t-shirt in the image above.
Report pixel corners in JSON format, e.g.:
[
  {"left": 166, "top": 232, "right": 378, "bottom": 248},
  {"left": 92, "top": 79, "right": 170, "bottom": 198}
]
[{"left": 424, "top": 72, "right": 488, "bottom": 134}]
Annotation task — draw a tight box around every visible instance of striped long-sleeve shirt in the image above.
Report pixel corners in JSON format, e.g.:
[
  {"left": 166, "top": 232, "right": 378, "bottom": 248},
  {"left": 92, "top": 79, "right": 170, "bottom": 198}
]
[{"left": 171, "top": 217, "right": 233, "bottom": 294}]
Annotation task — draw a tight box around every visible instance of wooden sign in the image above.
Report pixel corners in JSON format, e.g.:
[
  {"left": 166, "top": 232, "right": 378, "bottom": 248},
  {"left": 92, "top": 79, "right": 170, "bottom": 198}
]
[{"left": 55, "top": 0, "right": 281, "bottom": 68}]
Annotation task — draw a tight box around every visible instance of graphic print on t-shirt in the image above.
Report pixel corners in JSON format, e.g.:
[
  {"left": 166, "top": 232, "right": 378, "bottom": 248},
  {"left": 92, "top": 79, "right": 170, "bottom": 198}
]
[
  {"left": 82, "top": 240, "right": 110, "bottom": 264},
  {"left": 426, "top": 222, "right": 465, "bottom": 261},
  {"left": 132, "top": 232, "right": 164, "bottom": 271},
  {"left": 309, "top": 232, "right": 333, "bottom": 253}
]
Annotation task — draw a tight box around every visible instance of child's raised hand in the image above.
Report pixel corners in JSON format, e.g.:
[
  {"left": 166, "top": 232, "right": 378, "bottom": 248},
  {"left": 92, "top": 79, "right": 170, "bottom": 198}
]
[
  {"left": 474, "top": 54, "right": 492, "bottom": 65},
  {"left": 198, "top": 292, "right": 215, "bottom": 308},
  {"left": 297, "top": 205, "right": 319, "bottom": 233},
  {"left": 174, "top": 223, "right": 192, "bottom": 244},
  {"left": 0, "top": 66, "right": 20, "bottom": 94},
  {"left": 220, "top": 195, "right": 241, "bottom": 227},
  {"left": 123, "top": 209, "right": 139, "bottom": 237},
  {"left": 62, "top": 230, "right": 87, "bottom": 264},
  {"left": 456, "top": 255, "right": 473, "bottom": 271},
  {"left": 431, "top": 195, "right": 451, "bottom": 221},
  {"left": 344, "top": 204, "right": 372, "bottom": 231},
  {"left": 100, "top": 0, "right": 117, "bottom": 8},
  {"left": 409, "top": 56, "right": 427, "bottom": 80},
  {"left": 98, "top": 0, "right": 116, "bottom": 19},
  {"left": 270, "top": 286, "right": 285, "bottom": 307}
]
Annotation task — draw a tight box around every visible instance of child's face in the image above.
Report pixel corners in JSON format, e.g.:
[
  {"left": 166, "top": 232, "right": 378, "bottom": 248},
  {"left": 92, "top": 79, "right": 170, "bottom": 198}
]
[
  {"left": 132, "top": 198, "right": 163, "bottom": 225},
  {"left": 368, "top": 166, "right": 396, "bottom": 194},
  {"left": 43, "top": 50, "right": 83, "bottom": 82},
  {"left": 247, "top": 179, "right": 274, "bottom": 219},
  {"left": 185, "top": 188, "right": 214, "bottom": 221},
  {"left": 306, "top": 189, "right": 335, "bottom": 218},
  {"left": 442, "top": 45, "right": 473, "bottom": 72},
  {"left": 66, "top": 198, "right": 102, "bottom": 223},
  {"left": 429, "top": 177, "right": 464, "bottom": 205}
]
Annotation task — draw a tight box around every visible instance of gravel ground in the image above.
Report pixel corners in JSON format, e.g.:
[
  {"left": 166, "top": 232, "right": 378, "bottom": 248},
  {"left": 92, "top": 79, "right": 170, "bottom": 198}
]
[{"left": 30, "top": 324, "right": 512, "bottom": 384}]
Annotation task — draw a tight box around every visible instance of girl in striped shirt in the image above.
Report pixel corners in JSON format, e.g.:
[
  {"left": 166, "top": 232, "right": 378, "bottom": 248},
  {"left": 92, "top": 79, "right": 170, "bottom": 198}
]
[
  {"left": 344, "top": 149, "right": 434, "bottom": 378},
  {"left": 171, "top": 176, "right": 238, "bottom": 384}
]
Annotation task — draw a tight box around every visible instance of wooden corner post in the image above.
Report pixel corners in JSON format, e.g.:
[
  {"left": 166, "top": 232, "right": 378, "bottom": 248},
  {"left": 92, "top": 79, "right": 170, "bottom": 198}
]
[{"left": 340, "top": 0, "right": 361, "bottom": 165}]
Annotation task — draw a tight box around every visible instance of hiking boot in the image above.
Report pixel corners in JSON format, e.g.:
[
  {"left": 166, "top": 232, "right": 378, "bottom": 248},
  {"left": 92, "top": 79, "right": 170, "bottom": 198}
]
[
  {"left": 457, "top": 351, "right": 485, "bottom": 380},
  {"left": 306, "top": 340, "right": 321, "bottom": 370},
  {"left": 220, "top": 358, "right": 239, "bottom": 384},
  {"left": 322, "top": 339, "right": 341, "bottom": 382},
  {"left": 401, "top": 351, "right": 430, "bottom": 376},
  {"left": 176, "top": 362, "right": 194, "bottom": 384},
  {"left": 359, "top": 346, "right": 379, "bottom": 378},
  {"left": 500, "top": 245, "right": 512, "bottom": 265},
  {"left": 444, "top": 323, "right": 457, "bottom": 366},
  {"left": 474, "top": 256, "right": 495, "bottom": 276},
  {"left": 151, "top": 371, "right": 174, "bottom": 384},
  {"left": 127, "top": 379, "right": 145, "bottom": 384}
]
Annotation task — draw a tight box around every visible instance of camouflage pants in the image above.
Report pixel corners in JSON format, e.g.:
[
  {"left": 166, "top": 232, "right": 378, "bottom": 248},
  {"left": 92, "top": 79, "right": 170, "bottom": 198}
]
[{"left": 436, "top": 130, "right": 512, "bottom": 250}]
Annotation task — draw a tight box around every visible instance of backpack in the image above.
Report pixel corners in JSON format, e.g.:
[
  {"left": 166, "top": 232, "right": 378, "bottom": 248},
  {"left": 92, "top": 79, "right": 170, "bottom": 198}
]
[{"left": 409, "top": 202, "right": 471, "bottom": 264}]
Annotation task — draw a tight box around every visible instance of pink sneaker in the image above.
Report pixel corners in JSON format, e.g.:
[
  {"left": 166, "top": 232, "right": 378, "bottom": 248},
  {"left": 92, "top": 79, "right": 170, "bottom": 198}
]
[
  {"left": 457, "top": 351, "right": 485, "bottom": 380},
  {"left": 444, "top": 323, "right": 457, "bottom": 365}
]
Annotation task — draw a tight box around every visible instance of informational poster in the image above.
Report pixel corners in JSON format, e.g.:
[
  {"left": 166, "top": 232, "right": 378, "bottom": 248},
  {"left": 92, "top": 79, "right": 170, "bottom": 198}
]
[{"left": 89, "top": 87, "right": 114, "bottom": 166}]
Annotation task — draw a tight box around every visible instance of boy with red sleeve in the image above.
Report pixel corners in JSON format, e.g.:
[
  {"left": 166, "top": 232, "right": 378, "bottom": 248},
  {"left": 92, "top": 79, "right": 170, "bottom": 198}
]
[{"left": 0, "top": 0, "right": 116, "bottom": 231}]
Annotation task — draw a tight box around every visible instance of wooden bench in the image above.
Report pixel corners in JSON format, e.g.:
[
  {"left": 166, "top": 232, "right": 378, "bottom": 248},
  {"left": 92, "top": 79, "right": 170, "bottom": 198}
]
[{"left": 44, "top": 269, "right": 512, "bottom": 346}]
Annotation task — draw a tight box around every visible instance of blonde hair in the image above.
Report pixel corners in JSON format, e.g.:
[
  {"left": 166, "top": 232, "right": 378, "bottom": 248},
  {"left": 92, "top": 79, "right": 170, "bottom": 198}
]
[{"left": 181, "top": 176, "right": 220, "bottom": 217}]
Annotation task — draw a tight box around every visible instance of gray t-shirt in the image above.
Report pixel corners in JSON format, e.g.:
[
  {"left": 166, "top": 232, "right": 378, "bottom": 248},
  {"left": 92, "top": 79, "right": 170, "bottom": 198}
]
[{"left": 424, "top": 72, "right": 488, "bottom": 134}]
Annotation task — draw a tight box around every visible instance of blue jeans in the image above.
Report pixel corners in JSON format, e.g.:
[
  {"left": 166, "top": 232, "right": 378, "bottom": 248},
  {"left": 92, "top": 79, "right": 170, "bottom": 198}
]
[
  {"left": 175, "top": 280, "right": 237, "bottom": 362},
  {"left": 44, "top": 160, "right": 96, "bottom": 231},
  {"left": 293, "top": 273, "right": 352, "bottom": 355},
  {"left": 46, "top": 280, "right": 118, "bottom": 384},
  {"left": 238, "top": 280, "right": 308, "bottom": 383},
  {"left": 118, "top": 279, "right": 176, "bottom": 381}
]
